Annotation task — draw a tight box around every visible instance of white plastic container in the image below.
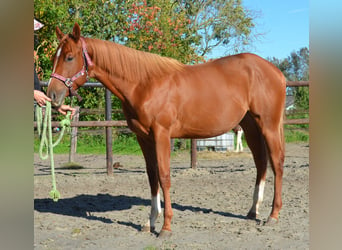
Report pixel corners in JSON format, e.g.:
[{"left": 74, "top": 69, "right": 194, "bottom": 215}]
[{"left": 196, "top": 132, "right": 235, "bottom": 152}]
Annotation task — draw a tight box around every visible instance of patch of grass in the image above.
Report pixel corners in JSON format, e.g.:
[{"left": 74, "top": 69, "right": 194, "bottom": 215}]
[
  {"left": 284, "top": 128, "right": 309, "bottom": 143},
  {"left": 59, "top": 162, "right": 84, "bottom": 169},
  {"left": 143, "top": 246, "right": 157, "bottom": 250},
  {"left": 34, "top": 133, "right": 73, "bottom": 154},
  {"left": 112, "top": 133, "right": 142, "bottom": 155}
]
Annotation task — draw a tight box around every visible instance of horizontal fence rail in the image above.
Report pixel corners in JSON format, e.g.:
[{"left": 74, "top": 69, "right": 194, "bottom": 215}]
[
  {"left": 34, "top": 120, "right": 127, "bottom": 128},
  {"left": 285, "top": 81, "right": 309, "bottom": 87},
  {"left": 283, "top": 118, "right": 308, "bottom": 125}
]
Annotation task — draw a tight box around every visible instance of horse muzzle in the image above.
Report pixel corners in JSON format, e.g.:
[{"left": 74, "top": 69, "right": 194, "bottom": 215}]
[{"left": 47, "top": 87, "right": 67, "bottom": 108}]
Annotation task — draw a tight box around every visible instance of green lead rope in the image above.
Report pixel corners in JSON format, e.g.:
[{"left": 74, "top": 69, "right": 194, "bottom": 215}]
[{"left": 36, "top": 101, "right": 71, "bottom": 202}]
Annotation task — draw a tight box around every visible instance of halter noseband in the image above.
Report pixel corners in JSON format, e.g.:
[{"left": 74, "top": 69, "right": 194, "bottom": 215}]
[{"left": 50, "top": 38, "right": 93, "bottom": 102}]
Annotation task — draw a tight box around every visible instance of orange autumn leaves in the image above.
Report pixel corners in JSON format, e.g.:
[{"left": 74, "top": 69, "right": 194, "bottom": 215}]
[{"left": 122, "top": 1, "right": 203, "bottom": 64}]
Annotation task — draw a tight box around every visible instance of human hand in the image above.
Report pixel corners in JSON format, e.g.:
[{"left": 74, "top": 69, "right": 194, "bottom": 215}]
[
  {"left": 57, "top": 105, "right": 76, "bottom": 119},
  {"left": 34, "top": 90, "right": 51, "bottom": 106}
]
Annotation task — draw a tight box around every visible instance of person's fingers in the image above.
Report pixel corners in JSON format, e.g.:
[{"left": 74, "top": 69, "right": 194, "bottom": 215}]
[
  {"left": 57, "top": 108, "right": 66, "bottom": 115},
  {"left": 70, "top": 109, "right": 75, "bottom": 119},
  {"left": 38, "top": 99, "right": 45, "bottom": 106}
]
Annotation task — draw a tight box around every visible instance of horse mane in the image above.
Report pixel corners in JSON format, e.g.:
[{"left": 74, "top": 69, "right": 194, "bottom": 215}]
[{"left": 85, "top": 38, "right": 184, "bottom": 83}]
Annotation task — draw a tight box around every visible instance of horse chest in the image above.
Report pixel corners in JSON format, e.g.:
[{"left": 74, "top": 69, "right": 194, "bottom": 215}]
[
  {"left": 127, "top": 118, "right": 150, "bottom": 137},
  {"left": 123, "top": 106, "right": 152, "bottom": 137}
]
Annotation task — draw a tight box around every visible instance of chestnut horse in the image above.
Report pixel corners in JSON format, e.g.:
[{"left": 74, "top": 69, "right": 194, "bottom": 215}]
[{"left": 47, "top": 23, "right": 286, "bottom": 237}]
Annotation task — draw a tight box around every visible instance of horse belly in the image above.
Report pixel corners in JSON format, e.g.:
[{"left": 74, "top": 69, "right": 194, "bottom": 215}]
[
  {"left": 168, "top": 63, "right": 249, "bottom": 138},
  {"left": 171, "top": 92, "right": 246, "bottom": 138}
]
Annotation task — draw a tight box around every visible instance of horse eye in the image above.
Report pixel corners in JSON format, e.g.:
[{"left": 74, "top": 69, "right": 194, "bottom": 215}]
[{"left": 66, "top": 56, "right": 74, "bottom": 62}]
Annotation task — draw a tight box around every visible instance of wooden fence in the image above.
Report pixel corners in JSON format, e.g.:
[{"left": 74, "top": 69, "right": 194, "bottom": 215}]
[{"left": 37, "top": 81, "right": 309, "bottom": 173}]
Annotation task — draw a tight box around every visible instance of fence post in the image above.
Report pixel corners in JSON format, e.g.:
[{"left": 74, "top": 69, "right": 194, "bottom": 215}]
[
  {"left": 190, "top": 139, "right": 197, "bottom": 169},
  {"left": 105, "top": 89, "right": 113, "bottom": 176},
  {"left": 69, "top": 106, "right": 80, "bottom": 163}
]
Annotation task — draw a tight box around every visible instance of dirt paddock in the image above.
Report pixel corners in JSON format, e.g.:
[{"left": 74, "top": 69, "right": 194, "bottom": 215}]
[{"left": 34, "top": 142, "right": 309, "bottom": 249}]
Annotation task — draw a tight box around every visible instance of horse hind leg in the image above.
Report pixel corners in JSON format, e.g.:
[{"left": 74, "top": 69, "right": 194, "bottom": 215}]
[
  {"left": 249, "top": 111, "right": 285, "bottom": 224},
  {"left": 136, "top": 136, "right": 162, "bottom": 233},
  {"left": 262, "top": 123, "right": 285, "bottom": 224},
  {"left": 240, "top": 112, "right": 268, "bottom": 220}
]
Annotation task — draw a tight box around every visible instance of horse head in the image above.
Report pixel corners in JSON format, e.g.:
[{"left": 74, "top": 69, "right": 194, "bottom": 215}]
[{"left": 47, "top": 23, "right": 91, "bottom": 107}]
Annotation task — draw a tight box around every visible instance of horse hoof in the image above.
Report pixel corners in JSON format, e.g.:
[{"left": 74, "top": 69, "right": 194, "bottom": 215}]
[
  {"left": 264, "top": 216, "right": 278, "bottom": 226},
  {"left": 158, "top": 230, "right": 172, "bottom": 239},
  {"left": 141, "top": 225, "right": 155, "bottom": 233}
]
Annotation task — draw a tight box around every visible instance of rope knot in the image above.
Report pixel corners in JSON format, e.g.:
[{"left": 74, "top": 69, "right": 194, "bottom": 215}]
[{"left": 59, "top": 116, "right": 71, "bottom": 127}]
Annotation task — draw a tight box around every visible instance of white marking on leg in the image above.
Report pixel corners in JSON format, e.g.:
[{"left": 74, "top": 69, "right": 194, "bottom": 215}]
[
  {"left": 250, "top": 180, "right": 266, "bottom": 216},
  {"left": 145, "top": 192, "right": 161, "bottom": 229},
  {"left": 151, "top": 192, "right": 162, "bottom": 227}
]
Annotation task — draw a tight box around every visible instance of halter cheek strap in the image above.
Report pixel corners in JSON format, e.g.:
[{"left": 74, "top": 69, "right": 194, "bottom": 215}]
[{"left": 50, "top": 38, "right": 93, "bottom": 102}]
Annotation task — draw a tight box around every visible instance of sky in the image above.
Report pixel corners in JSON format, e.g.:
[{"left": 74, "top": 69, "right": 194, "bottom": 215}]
[{"left": 209, "top": 0, "right": 309, "bottom": 60}]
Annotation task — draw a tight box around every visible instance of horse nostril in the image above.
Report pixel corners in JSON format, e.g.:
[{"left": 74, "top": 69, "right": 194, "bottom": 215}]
[{"left": 48, "top": 91, "right": 58, "bottom": 106}]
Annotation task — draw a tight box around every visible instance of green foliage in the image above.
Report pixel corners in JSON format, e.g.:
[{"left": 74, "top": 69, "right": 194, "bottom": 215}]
[
  {"left": 294, "top": 86, "right": 309, "bottom": 110},
  {"left": 112, "top": 133, "right": 142, "bottom": 155},
  {"left": 284, "top": 128, "right": 309, "bottom": 143},
  {"left": 268, "top": 47, "right": 309, "bottom": 110},
  {"left": 77, "top": 87, "right": 106, "bottom": 121},
  {"left": 179, "top": 0, "right": 257, "bottom": 56},
  {"left": 120, "top": 1, "right": 203, "bottom": 64}
]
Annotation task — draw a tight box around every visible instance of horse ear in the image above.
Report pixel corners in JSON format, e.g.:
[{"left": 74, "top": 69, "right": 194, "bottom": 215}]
[
  {"left": 72, "top": 23, "right": 81, "bottom": 42},
  {"left": 56, "top": 26, "right": 64, "bottom": 41}
]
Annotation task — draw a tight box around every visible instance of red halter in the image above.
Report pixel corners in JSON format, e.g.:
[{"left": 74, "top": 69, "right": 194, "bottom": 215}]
[{"left": 50, "top": 38, "right": 93, "bottom": 102}]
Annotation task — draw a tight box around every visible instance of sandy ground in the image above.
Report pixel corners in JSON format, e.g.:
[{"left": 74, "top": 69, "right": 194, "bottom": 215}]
[{"left": 34, "top": 142, "right": 309, "bottom": 249}]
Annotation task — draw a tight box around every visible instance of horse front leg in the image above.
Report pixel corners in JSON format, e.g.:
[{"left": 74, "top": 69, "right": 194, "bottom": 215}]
[
  {"left": 136, "top": 136, "right": 161, "bottom": 233},
  {"left": 153, "top": 126, "right": 173, "bottom": 238}
]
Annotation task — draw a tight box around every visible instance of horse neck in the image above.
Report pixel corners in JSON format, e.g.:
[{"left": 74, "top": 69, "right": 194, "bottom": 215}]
[
  {"left": 85, "top": 38, "right": 139, "bottom": 102},
  {"left": 85, "top": 37, "right": 184, "bottom": 102}
]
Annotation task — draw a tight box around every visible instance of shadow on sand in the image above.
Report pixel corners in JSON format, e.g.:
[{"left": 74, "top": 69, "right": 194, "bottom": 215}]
[{"left": 35, "top": 193, "right": 248, "bottom": 232}]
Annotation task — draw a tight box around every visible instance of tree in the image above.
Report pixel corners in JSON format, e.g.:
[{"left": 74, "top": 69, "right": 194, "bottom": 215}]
[
  {"left": 117, "top": 1, "right": 203, "bottom": 64},
  {"left": 269, "top": 47, "right": 309, "bottom": 110},
  {"left": 176, "top": 0, "right": 258, "bottom": 56}
]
